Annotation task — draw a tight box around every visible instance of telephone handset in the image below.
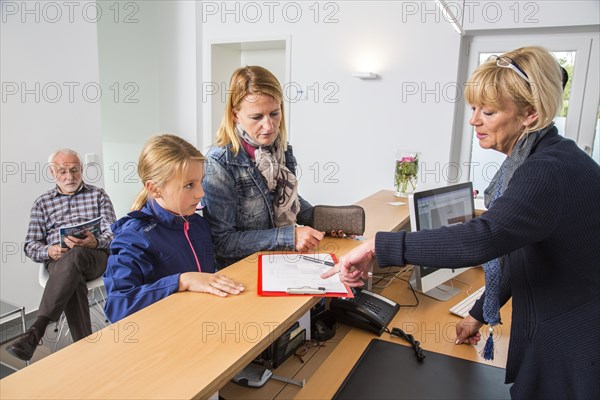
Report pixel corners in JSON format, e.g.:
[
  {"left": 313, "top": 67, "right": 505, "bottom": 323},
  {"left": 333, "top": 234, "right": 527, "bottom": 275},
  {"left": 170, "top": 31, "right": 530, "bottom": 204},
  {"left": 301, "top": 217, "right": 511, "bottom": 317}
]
[{"left": 329, "top": 289, "right": 400, "bottom": 336}]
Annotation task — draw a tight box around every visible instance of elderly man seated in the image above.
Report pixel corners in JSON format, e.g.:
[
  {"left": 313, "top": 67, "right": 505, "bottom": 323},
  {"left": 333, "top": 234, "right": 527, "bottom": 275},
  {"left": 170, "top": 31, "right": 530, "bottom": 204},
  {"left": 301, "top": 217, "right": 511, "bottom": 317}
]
[{"left": 6, "top": 149, "right": 116, "bottom": 361}]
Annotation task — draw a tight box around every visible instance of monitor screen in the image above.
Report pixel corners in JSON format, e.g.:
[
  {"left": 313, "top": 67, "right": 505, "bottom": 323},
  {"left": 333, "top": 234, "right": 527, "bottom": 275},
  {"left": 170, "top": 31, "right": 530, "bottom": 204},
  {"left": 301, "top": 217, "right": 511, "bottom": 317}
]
[{"left": 408, "top": 182, "right": 475, "bottom": 301}]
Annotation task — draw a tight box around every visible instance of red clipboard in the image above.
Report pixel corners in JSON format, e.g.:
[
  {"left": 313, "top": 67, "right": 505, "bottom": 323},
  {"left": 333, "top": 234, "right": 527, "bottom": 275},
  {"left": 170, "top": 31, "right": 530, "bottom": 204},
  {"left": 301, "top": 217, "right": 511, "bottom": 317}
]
[{"left": 257, "top": 253, "right": 353, "bottom": 297}]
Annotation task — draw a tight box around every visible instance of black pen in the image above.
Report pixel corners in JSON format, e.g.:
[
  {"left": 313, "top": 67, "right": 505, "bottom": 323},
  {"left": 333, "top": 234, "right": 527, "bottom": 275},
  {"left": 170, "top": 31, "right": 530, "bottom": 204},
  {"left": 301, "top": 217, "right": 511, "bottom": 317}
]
[{"left": 300, "top": 255, "right": 335, "bottom": 267}]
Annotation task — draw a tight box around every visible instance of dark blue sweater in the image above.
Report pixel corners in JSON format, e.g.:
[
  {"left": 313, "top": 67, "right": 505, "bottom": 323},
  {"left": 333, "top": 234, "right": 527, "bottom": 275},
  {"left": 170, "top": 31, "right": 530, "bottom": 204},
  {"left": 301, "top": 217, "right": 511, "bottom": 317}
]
[{"left": 376, "top": 129, "right": 600, "bottom": 399}]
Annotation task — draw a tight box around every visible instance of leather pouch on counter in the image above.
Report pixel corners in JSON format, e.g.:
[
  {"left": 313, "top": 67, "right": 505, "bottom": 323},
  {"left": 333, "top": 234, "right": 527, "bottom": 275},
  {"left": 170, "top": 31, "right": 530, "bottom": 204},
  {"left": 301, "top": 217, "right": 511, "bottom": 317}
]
[{"left": 312, "top": 205, "right": 365, "bottom": 236}]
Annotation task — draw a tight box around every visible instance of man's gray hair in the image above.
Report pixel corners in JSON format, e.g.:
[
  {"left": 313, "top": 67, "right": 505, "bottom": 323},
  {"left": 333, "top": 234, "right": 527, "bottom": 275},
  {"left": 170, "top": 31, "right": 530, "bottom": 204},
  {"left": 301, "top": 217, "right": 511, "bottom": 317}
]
[{"left": 48, "top": 149, "right": 82, "bottom": 165}]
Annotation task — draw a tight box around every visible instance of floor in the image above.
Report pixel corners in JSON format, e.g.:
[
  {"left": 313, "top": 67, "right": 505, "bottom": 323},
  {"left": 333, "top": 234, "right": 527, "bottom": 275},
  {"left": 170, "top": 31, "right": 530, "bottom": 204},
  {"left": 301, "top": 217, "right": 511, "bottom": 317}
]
[{"left": 0, "top": 301, "right": 107, "bottom": 379}]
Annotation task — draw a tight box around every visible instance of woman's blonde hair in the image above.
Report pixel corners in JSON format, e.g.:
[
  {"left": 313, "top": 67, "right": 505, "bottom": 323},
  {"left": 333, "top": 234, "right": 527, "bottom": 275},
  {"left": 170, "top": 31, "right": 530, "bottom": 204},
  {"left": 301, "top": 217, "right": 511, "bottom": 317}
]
[
  {"left": 131, "top": 134, "right": 206, "bottom": 211},
  {"left": 465, "top": 46, "right": 563, "bottom": 132},
  {"left": 214, "top": 65, "right": 287, "bottom": 155}
]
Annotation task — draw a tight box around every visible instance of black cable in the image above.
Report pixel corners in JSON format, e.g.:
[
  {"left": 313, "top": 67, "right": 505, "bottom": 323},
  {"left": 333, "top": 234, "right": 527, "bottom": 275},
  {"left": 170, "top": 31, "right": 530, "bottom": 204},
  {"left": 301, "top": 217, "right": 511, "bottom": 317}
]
[
  {"left": 386, "top": 327, "right": 425, "bottom": 362},
  {"left": 372, "top": 273, "right": 395, "bottom": 286},
  {"left": 371, "top": 269, "right": 406, "bottom": 286},
  {"left": 398, "top": 277, "right": 419, "bottom": 308},
  {"left": 371, "top": 273, "right": 419, "bottom": 308}
]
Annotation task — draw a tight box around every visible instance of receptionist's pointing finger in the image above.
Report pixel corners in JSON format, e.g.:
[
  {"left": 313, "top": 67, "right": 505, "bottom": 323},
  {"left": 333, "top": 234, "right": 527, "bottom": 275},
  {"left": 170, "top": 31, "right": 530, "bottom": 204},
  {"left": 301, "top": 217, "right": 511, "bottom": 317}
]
[
  {"left": 320, "top": 264, "right": 341, "bottom": 280},
  {"left": 320, "top": 260, "right": 351, "bottom": 281}
]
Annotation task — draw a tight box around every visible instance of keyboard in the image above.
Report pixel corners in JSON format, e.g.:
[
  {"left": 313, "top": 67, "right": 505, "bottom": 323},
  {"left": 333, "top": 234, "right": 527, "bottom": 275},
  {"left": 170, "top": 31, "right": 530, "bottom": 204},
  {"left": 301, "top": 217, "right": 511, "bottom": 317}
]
[{"left": 449, "top": 286, "right": 485, "bottom": 318}]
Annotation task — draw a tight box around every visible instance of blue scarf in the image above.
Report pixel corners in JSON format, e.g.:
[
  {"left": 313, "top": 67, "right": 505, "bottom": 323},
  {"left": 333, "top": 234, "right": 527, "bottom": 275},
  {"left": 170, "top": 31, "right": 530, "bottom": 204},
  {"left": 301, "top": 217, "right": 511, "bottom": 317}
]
[{"left": 480, "top": 123, "right": 554, "bottom": 360}]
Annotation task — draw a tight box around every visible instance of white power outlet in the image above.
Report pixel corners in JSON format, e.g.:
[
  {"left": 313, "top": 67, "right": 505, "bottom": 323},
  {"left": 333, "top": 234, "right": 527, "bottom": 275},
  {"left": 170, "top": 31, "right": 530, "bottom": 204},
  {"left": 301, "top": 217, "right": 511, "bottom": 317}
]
[{"left": 85, "top": 153, "right": 97, "bottom": 164}]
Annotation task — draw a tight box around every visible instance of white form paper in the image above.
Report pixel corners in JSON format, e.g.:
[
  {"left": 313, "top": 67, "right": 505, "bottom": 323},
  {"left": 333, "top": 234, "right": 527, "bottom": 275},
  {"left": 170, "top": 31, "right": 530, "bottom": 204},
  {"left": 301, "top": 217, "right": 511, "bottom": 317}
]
[{"left": 260, "top": 253, "right": 348, "bottom": 294}]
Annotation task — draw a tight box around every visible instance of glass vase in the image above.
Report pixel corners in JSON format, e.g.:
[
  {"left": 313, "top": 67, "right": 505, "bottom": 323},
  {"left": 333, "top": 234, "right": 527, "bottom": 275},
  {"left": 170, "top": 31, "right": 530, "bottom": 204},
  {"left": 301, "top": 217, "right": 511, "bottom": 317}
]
[{"left": 394, "top": 150, "right": 419, "bottom": 197}]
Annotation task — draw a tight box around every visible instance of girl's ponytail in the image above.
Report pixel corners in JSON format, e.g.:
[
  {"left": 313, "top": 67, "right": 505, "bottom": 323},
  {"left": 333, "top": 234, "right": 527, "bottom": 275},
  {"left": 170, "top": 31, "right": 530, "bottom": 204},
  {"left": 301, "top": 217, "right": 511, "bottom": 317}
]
[{"left": 131, "top": 188, "right": 149, "bottom": 211}]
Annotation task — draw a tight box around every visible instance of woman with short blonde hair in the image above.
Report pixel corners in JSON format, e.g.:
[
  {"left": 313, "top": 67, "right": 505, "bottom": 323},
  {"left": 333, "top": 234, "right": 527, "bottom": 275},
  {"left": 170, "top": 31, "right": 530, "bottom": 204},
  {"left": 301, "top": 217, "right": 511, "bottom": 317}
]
[
  {"left": 465, "top": 45, "right": 563, "bottom": 133},
  {"left": 322, "top": 46, "right": 600, "bottom": 398}
]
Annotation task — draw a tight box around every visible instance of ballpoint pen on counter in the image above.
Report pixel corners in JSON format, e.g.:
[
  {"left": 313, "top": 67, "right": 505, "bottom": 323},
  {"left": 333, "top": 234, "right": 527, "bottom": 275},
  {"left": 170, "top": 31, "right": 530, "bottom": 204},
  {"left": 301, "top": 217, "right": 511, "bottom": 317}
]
[{"left": 300, "top": 255, "right": 335, "bottom": 267}]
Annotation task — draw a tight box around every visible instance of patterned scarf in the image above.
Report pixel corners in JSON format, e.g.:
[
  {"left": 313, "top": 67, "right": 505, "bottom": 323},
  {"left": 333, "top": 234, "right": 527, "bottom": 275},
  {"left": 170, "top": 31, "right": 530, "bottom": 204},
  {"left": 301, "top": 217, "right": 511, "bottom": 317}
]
[
  {"left": 480, "top": 123, "right": 554, "bottom": 360},
  {"left": 236, "top": 125, "right": 300, "bottom": 227}
]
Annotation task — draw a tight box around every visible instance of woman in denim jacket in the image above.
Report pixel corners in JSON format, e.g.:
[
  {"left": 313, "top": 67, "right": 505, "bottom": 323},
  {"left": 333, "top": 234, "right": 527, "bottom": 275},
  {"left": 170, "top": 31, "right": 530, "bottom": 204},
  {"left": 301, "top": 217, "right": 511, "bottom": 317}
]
[{"left": 202, "top": 66, "right": 324, "bottom": 269}]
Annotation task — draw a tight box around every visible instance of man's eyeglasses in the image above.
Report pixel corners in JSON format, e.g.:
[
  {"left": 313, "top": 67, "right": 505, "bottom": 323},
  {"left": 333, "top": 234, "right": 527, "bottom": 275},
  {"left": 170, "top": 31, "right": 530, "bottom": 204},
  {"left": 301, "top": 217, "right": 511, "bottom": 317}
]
[
  {"left": 488, "top": 55, "right": 531, "bottom": 84},
  {"left": 54, "top": 166, "right": 82, "bottom": 177}
]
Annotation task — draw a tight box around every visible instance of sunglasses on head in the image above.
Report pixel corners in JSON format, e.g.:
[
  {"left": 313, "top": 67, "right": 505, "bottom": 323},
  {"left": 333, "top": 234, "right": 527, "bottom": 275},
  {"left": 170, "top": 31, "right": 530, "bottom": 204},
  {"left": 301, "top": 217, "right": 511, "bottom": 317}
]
[{"left": 488, "top": 55, "right": 531, "bottom": 84}]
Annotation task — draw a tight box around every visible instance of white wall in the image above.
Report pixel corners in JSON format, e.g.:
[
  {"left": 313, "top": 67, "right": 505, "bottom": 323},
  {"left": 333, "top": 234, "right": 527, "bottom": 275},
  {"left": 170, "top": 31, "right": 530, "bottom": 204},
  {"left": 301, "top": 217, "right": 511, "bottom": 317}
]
[
  {"left": 201, "top": 1, "right": 463, "bottom": 205},
  {"left": 97, "top": 1, "right": 160, "bottom": 218},
  {"left": 241, "top": 49, "right": 286, "bottom": 83},
  {"left": 98, "top": 0, "right": 198, "bottom": 218},
  {"left": 460, "top": 0, "right": 599, "bottom": 30},
  {"left": 200, "top": 0, "right": 599, "bottom": 205},
  {"left": 1, "top": 0, "right": 104, "bottom": 312}
]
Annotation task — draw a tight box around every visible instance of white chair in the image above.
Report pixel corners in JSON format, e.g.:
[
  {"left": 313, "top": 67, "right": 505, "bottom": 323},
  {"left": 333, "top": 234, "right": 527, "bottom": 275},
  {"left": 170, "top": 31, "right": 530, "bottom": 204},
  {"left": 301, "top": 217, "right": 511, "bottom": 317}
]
[{"left": 38, "top": 264, "right": 109, "bottom": 351}]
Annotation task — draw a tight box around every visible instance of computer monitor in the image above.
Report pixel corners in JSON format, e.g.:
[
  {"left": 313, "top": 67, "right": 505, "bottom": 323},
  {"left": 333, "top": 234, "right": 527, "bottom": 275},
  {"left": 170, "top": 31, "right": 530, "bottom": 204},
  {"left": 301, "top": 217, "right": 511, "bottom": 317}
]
[{"left": 408, "top": 182, "right": 475, "bottom": 301}]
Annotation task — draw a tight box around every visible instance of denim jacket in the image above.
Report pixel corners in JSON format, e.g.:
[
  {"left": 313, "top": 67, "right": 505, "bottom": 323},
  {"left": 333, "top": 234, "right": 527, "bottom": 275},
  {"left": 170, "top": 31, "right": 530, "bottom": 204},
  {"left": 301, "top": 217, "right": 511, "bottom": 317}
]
[{"left": 202, "top": 143, "right": 313, "bottom": 269}]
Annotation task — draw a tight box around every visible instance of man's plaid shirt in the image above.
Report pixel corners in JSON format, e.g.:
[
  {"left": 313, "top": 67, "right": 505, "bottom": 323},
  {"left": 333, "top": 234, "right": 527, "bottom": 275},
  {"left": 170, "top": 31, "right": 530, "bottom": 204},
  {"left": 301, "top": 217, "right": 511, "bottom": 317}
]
[{"left": 24, "top": 182, "right": 117, "bottom": 263}]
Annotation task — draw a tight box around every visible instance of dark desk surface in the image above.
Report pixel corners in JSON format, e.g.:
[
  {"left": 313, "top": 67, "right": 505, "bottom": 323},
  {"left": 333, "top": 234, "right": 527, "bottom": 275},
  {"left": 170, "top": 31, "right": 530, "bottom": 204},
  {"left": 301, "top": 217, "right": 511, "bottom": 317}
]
[{"left": 334, "top": 338, "right": 510, "bottom": 399}]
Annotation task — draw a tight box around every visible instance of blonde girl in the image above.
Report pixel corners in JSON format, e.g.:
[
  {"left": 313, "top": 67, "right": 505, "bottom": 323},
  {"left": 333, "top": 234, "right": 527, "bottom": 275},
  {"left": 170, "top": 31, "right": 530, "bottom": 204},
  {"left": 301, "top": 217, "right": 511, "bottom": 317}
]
[{"left": 103, "top": 134, "right": 244, "bottom": 322}]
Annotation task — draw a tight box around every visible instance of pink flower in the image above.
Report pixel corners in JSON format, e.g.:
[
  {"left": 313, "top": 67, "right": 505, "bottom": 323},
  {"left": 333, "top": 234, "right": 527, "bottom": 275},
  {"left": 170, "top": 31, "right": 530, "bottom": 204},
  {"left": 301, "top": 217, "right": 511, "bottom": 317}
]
[{"left": 400, "top": 156, "right": 415, "bottom": 162}]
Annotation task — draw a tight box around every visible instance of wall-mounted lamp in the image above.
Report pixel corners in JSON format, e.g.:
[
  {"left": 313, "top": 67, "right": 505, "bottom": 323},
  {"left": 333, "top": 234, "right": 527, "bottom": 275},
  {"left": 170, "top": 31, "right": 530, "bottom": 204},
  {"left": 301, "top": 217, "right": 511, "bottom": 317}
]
[{"left": 352, "top": 71, "right": 378, "bottom": 80}]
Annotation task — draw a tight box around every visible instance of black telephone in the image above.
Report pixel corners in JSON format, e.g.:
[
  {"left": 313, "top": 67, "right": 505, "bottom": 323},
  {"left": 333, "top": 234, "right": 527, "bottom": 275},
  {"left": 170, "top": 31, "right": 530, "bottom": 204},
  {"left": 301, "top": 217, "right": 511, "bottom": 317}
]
[{"left": 329, "top": 289, "right": 400, "bottom": 336}]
